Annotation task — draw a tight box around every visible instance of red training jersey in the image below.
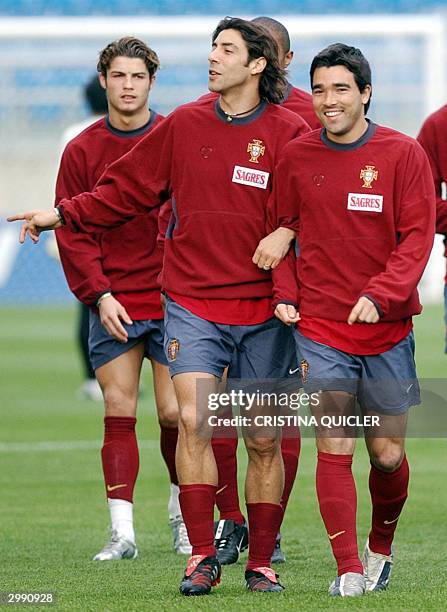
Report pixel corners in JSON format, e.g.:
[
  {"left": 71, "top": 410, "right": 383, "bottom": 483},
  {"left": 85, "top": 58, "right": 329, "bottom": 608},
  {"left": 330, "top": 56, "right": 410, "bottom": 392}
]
[
  {"left": 55, "top": 113, "right": 165, "bottom": 319},
  {"left": 59, "top": 98, "right": 310, "bottom": 325},
  {"left": 270, "top": 121, "right": 436, "bottom": 354}
]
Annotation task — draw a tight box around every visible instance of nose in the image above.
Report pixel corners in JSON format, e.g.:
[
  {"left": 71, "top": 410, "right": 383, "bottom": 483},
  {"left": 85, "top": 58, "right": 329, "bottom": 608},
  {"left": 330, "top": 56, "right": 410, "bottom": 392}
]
[
  {"left": 323, "top": 89, "right": 337, "bottom": 106},
  {"left": 208, "top": 48, "right": 219, "bottom": 64},
  {"left": 123, "top": 74, "right": 133, "bottom": 89}
]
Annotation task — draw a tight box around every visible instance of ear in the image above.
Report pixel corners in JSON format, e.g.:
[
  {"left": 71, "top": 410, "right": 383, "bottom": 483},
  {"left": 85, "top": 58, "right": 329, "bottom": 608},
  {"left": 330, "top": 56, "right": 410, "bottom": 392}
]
[
  {"left": 361, "top": 84, "right": 372, "bottom": 105},
  {"left": 283, "top": 50, "right": 294, "bottom": 69},
  {"left": 99, "top": 73, "right": 107, "bottom": 90},
  {"left": 149, "top": 74, "right": 156, "bottom": 89},
  {"left": 250, "top": 56, "right": 267, "bottom": 76}
]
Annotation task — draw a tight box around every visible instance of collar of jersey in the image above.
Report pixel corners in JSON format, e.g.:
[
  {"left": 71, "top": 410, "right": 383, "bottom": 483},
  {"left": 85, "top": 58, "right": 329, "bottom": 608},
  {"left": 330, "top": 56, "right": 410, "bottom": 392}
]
[
  {"left": 105, "top": 110, "right": 157, "bottom": 138},
  {"left": 214, "top": 99, "right": 267, "bottom": 125},
  {"left": 320, "top": 118, "right": 377, "bottom": 151}
]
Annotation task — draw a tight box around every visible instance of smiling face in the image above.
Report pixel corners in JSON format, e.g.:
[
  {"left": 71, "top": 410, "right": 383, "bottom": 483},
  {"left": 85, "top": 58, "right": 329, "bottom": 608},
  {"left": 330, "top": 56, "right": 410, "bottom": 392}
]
[
  {"left": 312, "top": 65, "right": 371, "bottom": 143},
  {"left": 100, "top": 56, "right": 154, "bottom": 117},
  {"left": 208, "top": 28, "right": 265, "bottom": 96}
]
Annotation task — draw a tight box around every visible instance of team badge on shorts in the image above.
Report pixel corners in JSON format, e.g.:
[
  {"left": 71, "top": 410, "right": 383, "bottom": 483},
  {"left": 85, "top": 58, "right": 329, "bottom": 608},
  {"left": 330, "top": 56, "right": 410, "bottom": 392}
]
[
  {"left": 360, "top": 164, "right": 378, "bottom": 188},
  {"left": 167, "top": 338, "right": 180, "bottom": 362},
  {"left": 300, "top": 359, "right": 309, "bottom": 384},
  {"left": 247, "top": 139, "right": 265, "bottom": 163}
]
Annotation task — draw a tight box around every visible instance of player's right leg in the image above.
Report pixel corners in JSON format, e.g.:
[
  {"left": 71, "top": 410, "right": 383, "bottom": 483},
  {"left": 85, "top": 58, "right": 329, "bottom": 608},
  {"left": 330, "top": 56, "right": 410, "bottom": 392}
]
[
  {"left": 164, "top": 297, "right": 232, "bottom": 595},
  {"left": 294, "top": 331, "right": 365, "bottom": 597},
  {"left": 88, "top": 312, "right": 145, "bottom": 561},
  {"left": 173, "top": 372, "right": 222, "bottom": 595}
]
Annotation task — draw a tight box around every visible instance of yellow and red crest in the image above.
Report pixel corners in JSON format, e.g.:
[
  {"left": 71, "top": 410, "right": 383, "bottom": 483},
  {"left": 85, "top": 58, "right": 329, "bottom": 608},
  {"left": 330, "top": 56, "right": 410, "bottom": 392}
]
[
  {"left": 247, "top": 139, "right": 265, "bottom": 164},
  {"left": 360, "top": 165, "right": 378, "bottom": 189},
  {"left": 167, "top": 338, "right": 180, "bottom": 362}
]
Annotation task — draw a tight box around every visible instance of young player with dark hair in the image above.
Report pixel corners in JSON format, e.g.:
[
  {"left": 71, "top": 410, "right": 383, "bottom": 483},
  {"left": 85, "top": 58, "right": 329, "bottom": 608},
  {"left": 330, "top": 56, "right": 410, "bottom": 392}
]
[
  {"left": 270, "top": 43, "right": 435, "bottom": 597},
  {"left": 211, "top": 14, "right": 318, "bottom": 567},
  {"left": 417, "top": 107, "right": 447, "bottom": 353},
  {"left": 54, "top": 37, "right": 190, "bottom": 561},
  {"left": 9, "top": 17, "right": 310, "bottom": 595}
]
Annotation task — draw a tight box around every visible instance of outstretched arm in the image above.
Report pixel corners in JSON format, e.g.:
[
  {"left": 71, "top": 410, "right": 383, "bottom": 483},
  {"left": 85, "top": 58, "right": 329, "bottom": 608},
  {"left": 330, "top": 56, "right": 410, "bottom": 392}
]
[{"left": 7, "top": 116, "right": 174, "bottom": 243}]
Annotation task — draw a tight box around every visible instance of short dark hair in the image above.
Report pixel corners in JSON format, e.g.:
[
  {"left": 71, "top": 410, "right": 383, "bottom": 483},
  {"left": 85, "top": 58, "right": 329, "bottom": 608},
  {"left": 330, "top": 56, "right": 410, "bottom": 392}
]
[
  {"left": 97, "top": 36, "right": 160, "bottom": 79},
  {"left": 212, "top": 17, "right": 287, "bottom": 104},
  {"left": 310, "top": 43, "right": 372, "bottom": 113},
  {"left": 84, "top": 74, "right": 108, "bottom": 115},
  {"left": 251, "top": 16, "right": 291, "bottom": 54}
]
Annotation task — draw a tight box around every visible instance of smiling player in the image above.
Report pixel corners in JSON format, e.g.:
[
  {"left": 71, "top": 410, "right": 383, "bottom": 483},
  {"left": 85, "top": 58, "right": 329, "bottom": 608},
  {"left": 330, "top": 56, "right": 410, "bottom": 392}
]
[{"left": 270, "top": 43, "right": 435, "bottom": 597}]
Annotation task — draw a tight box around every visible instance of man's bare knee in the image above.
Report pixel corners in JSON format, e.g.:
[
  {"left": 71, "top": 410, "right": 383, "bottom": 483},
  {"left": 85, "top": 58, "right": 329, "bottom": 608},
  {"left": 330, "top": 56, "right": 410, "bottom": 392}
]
[
  {"left": 370, "top": 447, "right": 404, "bottom": 472},
  {"left": 157, "top": 403, "right": 179, "bottom": 428},
  {"left": 103, "top": 386, "right": 137, "bottom": 417},
  {"left": 245, "top": 435, "right": 279, "bottom": 458}
]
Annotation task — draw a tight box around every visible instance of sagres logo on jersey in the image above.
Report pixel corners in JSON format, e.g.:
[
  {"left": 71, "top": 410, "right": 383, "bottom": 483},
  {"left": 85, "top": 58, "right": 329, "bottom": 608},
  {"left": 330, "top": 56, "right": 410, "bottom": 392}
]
[
  {"left": 360, "top": 164, "right": 378, "bottom": 188},
  {"left": 247, "top": 139, "right": 265, "bottom": 164}
]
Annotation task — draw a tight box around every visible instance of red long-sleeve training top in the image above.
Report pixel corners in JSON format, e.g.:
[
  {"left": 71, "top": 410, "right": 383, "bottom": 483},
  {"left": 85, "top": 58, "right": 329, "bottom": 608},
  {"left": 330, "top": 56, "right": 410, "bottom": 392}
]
[
  {"left": 58, "top": 98, "right": 310, "bottom": 324},
  {"left": 55, "top": 113, "right": 164, "bottom": 319},
  {"left": 270, "top": 122, "right": 436, "bottom": 353}
]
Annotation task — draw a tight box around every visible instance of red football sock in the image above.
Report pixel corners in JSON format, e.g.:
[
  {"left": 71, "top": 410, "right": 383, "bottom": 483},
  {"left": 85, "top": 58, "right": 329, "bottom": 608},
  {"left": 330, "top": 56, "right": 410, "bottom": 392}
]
[
  {"left": 280, "top": 433, "right": 301, "bottom": 511},
  {"left": 179, "top": 484, "right": 217, "bottom": 557},
  {"left": 316, "top": 452, "right": 363, "bottom": 576},
  {"left": 368, "top": 455, "right": 409, "bottom": 555},
  {"left": 246, "top": 502, "right": 283, "bottom": 570},
  {"left": 212, "top": 436, "right": 244, "bottom": 524},
  {"left": 102, "top": 416, "right": 139, "bottom": 503},
  {"left": 159, "top": 425, "right": 178, "bottom": 485}
]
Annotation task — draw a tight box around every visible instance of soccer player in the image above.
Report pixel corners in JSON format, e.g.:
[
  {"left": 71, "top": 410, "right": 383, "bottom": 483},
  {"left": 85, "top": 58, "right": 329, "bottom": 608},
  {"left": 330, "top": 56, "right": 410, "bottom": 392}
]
[
  {"left": 8, "top": 18, "right": 310, "bottom": 595},
  {"left": 211, "top": 15, "right": 319, "bottom": 566},
  {"left": 54, "top": 37, "right": 190, "bottom": 560},
  {"left": 417, "top": 108, "right": 447, "bottom": 353},
  {"left": 270, "top": 43, "right": 435, "bottom": 596}
]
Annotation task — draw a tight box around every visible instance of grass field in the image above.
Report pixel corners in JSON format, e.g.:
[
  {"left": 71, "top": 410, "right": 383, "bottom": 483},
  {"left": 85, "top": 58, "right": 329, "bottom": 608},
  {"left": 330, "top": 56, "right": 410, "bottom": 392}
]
[{"left": 0, "top": 305, "right": 446, "bottom": 611}]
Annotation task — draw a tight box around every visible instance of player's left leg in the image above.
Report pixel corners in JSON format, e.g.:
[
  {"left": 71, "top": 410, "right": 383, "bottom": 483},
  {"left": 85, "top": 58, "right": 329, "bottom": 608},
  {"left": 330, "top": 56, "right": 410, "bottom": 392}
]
[
  {"left": 242, "top": 418, "right": 284, "bottom": 593},
  {"left": 150, "top": 356, "right": 191, "bottom": 555},
  {"left": 363, "top": 433, "right": 408, "bottom": 592},
  {"left": 233, "top": 317, "right": 295, "bottom": 592},
  {"left": 359, "top": 330, "right": 418, "bottom": 592}
]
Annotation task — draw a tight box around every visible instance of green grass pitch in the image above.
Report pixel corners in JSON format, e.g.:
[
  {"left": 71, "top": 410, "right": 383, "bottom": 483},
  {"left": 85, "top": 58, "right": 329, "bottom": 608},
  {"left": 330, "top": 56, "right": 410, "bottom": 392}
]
[{"left": 0, "top": 305, "right": 446, "bottom": 610}]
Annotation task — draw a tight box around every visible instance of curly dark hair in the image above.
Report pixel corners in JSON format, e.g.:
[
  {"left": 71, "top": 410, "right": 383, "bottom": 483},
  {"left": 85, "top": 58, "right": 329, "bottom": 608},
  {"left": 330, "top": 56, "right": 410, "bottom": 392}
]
[
  {"left": 97, "top": 36, "right": 160, "bottom": 78},
  {"left": 212, "top": 17, "right": 287, "bottom": 104}
]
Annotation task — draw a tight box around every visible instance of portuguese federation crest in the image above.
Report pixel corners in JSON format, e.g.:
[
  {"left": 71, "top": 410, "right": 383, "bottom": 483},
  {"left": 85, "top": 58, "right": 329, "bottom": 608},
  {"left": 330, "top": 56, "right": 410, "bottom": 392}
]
[
  {"left": 247, "top": 139, "right": 265, "bottom": 164},
  {"left": 360, "top": 165, "right": 378, "bottom": 189},
  {"left": 167, "top": 338, "right": 180, "bottom": 362}
]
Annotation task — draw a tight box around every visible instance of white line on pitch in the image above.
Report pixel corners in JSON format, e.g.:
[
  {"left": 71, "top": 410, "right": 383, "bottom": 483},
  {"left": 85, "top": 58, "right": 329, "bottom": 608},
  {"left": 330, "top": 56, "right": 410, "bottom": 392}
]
[{"left": 0, "top": 440, "right": 160, "bottom": 452}]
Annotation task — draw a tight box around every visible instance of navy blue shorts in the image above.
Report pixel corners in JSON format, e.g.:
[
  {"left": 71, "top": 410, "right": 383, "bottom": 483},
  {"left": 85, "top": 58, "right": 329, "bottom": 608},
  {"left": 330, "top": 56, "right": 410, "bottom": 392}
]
[
  {"left": 88, "top": 311, "right": 167, "bottom": 370},
  {"left": 294, "top": 329, "right": 420, "bottom": 415},
  {"left": 164, "top": 297, "right": 297, "bottom": 381}
]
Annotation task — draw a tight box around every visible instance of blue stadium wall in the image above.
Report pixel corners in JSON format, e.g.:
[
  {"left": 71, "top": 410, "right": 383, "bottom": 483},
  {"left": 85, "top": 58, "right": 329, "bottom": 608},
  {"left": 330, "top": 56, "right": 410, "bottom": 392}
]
[
  {"left": 0, "top": 0, "right": 446, "bottom": 15},
  {"left": 0, "top": 221, "right": 73, "bottom": 305}
]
